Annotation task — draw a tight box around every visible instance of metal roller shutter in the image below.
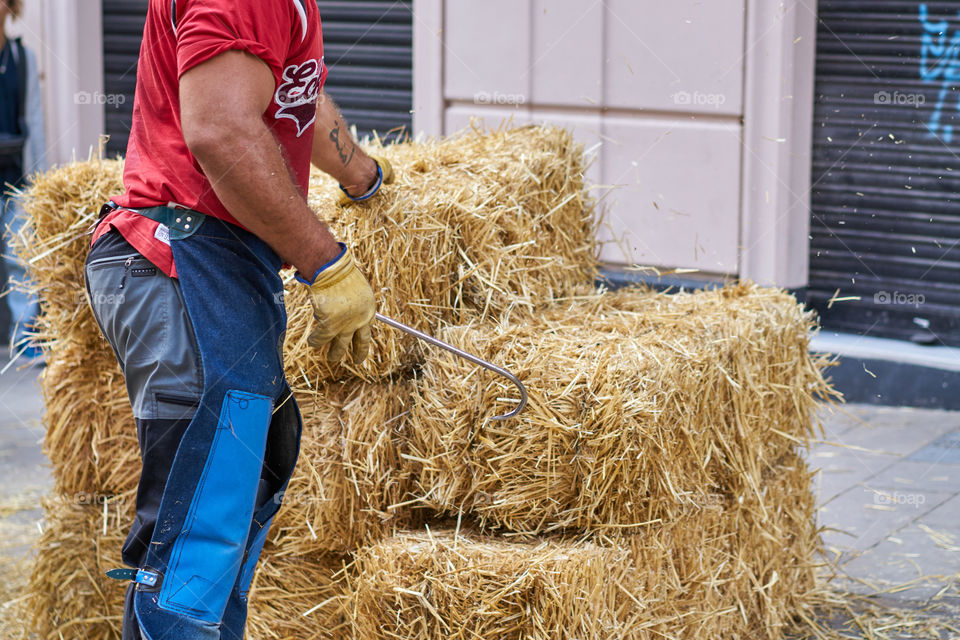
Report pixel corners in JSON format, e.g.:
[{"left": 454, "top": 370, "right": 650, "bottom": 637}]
[
  {"left": 316, "top": 1, "right": 413, "bottom": 139},
  {"left": 809, "top": 1, "right": 960, "bottom": 346},
  {"left": 101, "top": 1, "right": 413, "bottom": 155},
  {"left": 102, "top": 0, "right": 149, "bottom": 156}
]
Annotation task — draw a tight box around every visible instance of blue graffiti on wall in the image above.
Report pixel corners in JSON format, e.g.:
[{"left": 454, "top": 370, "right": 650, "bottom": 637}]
[{"left": 919, "top": 4, "right": 960, "bottom": 142}]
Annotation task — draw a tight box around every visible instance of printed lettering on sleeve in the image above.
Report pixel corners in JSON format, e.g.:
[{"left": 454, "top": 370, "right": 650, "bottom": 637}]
[{"left": 274, "top": 57, "right": 324, "bottom": 137}]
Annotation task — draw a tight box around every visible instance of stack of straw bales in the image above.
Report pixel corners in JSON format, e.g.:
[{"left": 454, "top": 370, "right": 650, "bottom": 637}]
[{"left": 14, "top": 125, "right": 833, "bottom": 640}]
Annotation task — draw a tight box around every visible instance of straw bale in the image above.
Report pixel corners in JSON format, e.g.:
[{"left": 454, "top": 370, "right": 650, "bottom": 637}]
[
  {"left": 407, "top": 284, "right": 835, "bottom": 534},
  {"left": 21, "top": 453, "right": 822, "bottom": 640},
  {"left": 236, "top": 549, "right": 351, "bottom": 640},
  {"left": 344, "top": 453, "right": 821, "bottom": 640},
  {"left": 613, "top": 451, "right": 820, "bottom": 639},
  {"left": 40, "top": 343, "right": 137, "bottom": 496},
  {"left": 25, "top": 495, "right": 350, "bottom": 640},
  {"left": 25, "top": 496, "right": 128, "bottom": 640},
  {"left": 348, "top": 528, "right": 633, "bottom": 640},
  {"left": 10, "top": 156, "right": 124, "bottom": 355},
  {"left": 272, "top": 378, "right": 423, "bottom": 553},
  {"left": 38, "top": 346, "right": 421, "bottom": 540},
  {"left": 730, "top": 451, "right": 820, "bottom": 638},
  {"left": 287, "top": 124, "right": 599, "bottom": 380},
  {"left": 12, "top": 127, "right": 596, "bottom": 366}
]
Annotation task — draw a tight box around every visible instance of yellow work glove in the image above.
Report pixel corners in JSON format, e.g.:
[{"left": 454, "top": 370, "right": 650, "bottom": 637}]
[
  {"left": 337, "top": 156, "right": 394, "bottom": 206},
  {"left": 374, "top": 156, "right": 394, "bottom": 183},
  {"left": 297, "top": 244, "right": 376, "bottom": 364}
]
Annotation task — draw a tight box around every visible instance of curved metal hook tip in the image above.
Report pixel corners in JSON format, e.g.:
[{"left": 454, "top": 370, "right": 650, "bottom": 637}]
[{"left": 375, "top": 313, "right": 528, "bottom": 420}]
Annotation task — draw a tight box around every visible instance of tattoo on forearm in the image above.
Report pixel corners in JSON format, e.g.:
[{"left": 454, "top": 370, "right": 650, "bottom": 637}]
[{"left": 329, "top": 120, "right": 356, "bottom": 167}]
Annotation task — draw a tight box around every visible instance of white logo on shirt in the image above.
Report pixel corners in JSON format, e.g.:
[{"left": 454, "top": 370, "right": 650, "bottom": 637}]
[{"left": 274, "top": 57, "right": 323, "bottom": 137}]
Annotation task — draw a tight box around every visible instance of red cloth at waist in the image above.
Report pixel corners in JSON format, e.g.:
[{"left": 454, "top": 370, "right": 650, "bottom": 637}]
[{"left": 92, "top": 209, "right": 177, "bottom": 278}]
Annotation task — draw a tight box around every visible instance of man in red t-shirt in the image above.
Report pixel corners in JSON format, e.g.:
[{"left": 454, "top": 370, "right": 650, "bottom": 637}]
[{"left": 83, "top": 2, "right": 389, "bottom": 638}]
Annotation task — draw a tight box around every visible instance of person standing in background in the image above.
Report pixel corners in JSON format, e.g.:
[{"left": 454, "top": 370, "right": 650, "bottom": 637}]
[{"left": 0, "top": 0, "right": 46, "bottom": 360}]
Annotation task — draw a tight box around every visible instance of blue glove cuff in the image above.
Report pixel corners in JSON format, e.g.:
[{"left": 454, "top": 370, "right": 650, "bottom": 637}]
[
  {"left": 295, "top": 242, "right": 347, "bottom": 286},
  {"left": 338, "top": 161, "right": 384, "bottom": 202}
]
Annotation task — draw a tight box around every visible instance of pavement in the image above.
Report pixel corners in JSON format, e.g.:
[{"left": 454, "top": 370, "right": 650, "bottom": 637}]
[
  {"left": 0, "top": 350, "right": 958, "bottom": 637},
  {"left": 812, "top": 404, "right": 960, "bottom": 606},
  {"left": 0, "top": 354, "right": 49, "bottom": 558}
]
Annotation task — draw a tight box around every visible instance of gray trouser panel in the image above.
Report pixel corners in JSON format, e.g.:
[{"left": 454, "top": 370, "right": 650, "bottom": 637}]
[{"left": 85, "top": 238, "right": 202, "bottom": 419}]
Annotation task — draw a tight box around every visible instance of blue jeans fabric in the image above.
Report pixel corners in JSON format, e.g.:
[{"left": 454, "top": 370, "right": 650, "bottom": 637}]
[
  {"left": 2, "top": 194, "right": 39, "bottom": 348},
  {"left": 85, "top": 216, "right": 302, "bottom": 640}
]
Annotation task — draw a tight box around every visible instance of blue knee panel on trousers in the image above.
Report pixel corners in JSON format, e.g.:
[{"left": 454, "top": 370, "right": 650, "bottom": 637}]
[{"left": 158, "top": 390, "right": 273, "bottom": 622}]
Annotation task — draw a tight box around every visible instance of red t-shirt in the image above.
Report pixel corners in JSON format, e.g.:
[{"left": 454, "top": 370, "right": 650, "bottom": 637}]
[{"left": 97, "top": 0, "right": 327, "bottom": 276}]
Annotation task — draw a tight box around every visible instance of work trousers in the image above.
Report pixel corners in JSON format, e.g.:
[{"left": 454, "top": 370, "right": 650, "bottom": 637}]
[{"left": 84, "top": 215, "right": 301, "bottom": 640}]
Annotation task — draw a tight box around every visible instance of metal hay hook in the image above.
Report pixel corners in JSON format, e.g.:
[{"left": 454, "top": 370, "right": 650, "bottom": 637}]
[{"left": 375, "top": 313, "right": 529, "bottom": 421}]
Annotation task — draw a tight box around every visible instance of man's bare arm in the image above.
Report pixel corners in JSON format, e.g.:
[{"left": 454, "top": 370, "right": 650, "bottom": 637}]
[
  {"left": 310, "top": 91, "right": 379, "bottom": 196},
  {"left": 179, "top": 51, "right": 340, "bottom": 276}
]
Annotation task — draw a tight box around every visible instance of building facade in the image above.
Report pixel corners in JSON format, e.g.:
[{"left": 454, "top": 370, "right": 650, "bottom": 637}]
[{"left": 12, "top": 1, "right": 960, "bottom": 366}]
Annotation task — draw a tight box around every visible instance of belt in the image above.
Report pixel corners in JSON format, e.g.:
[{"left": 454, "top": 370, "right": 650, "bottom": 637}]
[{"left": 100, "top": 201, "right": 207, "bottom": 240}]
